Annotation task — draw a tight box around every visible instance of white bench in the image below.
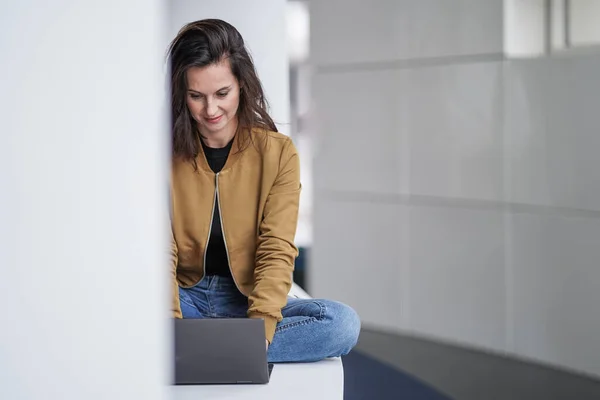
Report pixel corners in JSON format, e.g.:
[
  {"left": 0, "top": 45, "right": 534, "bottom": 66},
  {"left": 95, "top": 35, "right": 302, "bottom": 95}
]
[
  {"left": 172, "top": 283, "right": 345, "bottom": 400},
  {"left": 172, "top": 357, "right": 344, "bottom": 400}
]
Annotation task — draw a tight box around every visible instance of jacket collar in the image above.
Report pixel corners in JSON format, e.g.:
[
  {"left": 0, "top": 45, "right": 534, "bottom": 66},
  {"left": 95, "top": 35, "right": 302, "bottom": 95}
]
[{"left": 195, "top": 127, "right": 249, "bottom": 174}]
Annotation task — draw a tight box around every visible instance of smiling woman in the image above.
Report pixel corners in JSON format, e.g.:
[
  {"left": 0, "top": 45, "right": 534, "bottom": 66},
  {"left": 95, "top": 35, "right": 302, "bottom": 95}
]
[
  {"left": 185, "top": 61, "right": 241, "bottom": 147},
  {"left": 166, "top": 19, "right": 361, "bottom": 363},
  {"left": 168, "top": 19, "right": 276, "bottom": 164}
]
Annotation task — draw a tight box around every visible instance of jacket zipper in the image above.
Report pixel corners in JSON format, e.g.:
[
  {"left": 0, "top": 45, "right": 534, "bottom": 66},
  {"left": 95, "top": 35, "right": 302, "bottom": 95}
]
[
  {"left": 203, "top": 178, "right": 218, "bottom": 278},
  {"left": 215, "top": 172, "right": 241, "bottom": 292}
]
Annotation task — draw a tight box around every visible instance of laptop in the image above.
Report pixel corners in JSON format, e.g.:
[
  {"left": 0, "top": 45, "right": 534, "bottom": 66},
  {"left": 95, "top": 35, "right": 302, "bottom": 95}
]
[{"left": 173, "top": 318, "right": 274, "bottom": 385}]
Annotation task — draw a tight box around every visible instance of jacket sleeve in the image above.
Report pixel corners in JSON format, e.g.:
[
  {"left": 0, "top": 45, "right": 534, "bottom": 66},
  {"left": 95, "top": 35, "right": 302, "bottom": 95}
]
[
  {"left": 247, "top": 138, "right": 301, "bottom": 343},
  {"left": 170, "top": 224, "right": 182, "bottom": 319}
]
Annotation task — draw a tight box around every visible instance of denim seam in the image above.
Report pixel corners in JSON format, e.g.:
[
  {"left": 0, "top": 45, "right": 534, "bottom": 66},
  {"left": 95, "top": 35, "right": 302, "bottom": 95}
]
[
  {"left": 275, "top": 316, "right": 316, "bottom": 332},
  {"left": 219, "top": 313, "right": 243, "bottom": 318},
  {"left": 179, "top": 295, "right": 196, "bottom": 309},
  {"left": 206, "top": 276, "right": 216, "bottom": 316},
  {"left": 275, "top": 301, "right": 327, "bottom": 333}
]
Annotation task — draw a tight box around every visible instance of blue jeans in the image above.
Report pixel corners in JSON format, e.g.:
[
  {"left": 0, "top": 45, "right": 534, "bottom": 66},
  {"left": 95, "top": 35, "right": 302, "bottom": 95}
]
[{"left": 179, "top": 275, "right": 361, "bottom": 363}]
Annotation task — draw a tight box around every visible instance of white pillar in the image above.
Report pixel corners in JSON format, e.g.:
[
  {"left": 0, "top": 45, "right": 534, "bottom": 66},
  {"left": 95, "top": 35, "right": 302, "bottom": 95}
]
[
  {"left": 0, "top": 2, "right": 170, "bottom": 399},
  {"left": 504, "top": 0, "right": 547, "bottom": 57}
]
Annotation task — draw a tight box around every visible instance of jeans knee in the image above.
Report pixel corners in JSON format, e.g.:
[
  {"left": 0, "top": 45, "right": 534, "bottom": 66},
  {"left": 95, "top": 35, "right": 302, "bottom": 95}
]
[{"left": 326, "top": 301, "right": 361, "bottom": 354}]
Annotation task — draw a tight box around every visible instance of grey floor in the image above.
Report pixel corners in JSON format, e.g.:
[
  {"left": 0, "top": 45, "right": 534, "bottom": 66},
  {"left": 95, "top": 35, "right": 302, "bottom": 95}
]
[{"left": 356, "top": 328, "right": 600, "bottom": 400}]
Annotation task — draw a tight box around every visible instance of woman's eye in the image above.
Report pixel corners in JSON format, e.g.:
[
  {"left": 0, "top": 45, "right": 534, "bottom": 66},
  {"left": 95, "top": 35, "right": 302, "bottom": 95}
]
[
  {"left": 217, "top": 92, "right": 229, "bottom": 98},
  {"left": 190, "top": 94, "right": 201, "bottom": 100}
]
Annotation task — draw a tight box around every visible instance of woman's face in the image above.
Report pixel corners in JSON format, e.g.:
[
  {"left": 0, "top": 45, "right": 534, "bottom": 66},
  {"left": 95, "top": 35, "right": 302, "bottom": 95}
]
[{"left": 186, "top": 59, "right": 240, "bottom": 142}]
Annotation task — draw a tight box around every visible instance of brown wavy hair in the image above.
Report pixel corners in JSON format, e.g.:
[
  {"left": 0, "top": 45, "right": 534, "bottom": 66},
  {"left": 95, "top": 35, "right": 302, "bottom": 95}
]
[{"left": 167, "top": 19, "right": 277, "bottom": 167}]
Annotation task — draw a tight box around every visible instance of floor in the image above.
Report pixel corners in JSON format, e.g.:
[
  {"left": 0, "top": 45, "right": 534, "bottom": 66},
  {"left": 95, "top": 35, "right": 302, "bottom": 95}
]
[
  {"left": 343, "top": 349, "right": 451, "bottom": 400},
  {"left": 353, "top": 328, "right": 600, "bottom": 400}
]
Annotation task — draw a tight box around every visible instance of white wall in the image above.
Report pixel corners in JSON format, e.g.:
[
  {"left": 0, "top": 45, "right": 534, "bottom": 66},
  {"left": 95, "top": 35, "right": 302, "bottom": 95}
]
[
  {"left": 169, "top": 0, "right": 290, "bottom": 133},
  {"left": 570, "top": 0, "right": 600, "bottom": 46},
  {"left": 505, "top": 52, "right": 600, "bottom": 376},
  {"left": 0, "top": 2, "right": 170, "bottom": 399},
  {"left": 310, "top": 0, "right": 600, "bottom": 377},
  {"left": 504, "top": 0, "right": 546, "bottom": 57}
]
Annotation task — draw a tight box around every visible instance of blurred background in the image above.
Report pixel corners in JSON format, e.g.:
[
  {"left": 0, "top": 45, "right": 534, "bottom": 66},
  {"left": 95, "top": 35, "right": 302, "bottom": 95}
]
[{"left": 2, "top": 1, "right": 600, "bottom": 399}]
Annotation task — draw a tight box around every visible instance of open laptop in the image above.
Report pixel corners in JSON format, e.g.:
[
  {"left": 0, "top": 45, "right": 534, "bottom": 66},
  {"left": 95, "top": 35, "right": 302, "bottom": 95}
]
[{"left": 173, "top": 318, "right": 274, "bottom": 385}]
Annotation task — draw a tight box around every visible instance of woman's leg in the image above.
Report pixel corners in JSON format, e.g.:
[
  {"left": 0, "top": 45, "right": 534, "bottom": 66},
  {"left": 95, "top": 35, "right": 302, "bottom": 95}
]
[
  {"left": 179, "top": 275, "right": 247, "bottom": 318},
  {"left": 181, "top": 276, "right": 361, "bottom": 363},
  {"left": 178, "top": 285, "right": 205, "bottom": 318},
  {"left": 267, "top": 298, "right": 361, "bottom": 363}
]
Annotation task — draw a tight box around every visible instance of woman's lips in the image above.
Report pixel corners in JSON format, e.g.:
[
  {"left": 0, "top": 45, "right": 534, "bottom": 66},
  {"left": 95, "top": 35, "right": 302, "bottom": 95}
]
[{"left": 205, "top": 115, "right": 223, "bottom": 124}]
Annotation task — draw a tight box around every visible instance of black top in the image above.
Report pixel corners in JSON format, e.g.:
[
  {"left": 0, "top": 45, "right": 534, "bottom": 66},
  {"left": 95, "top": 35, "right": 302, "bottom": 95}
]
[{"left": 201, "top": 139, "right": 233, "bottom": 277}]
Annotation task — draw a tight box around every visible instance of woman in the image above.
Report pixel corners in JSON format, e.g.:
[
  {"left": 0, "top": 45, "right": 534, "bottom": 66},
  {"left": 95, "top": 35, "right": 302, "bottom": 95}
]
[{"left": 167, "top": 19, "right": 360, "bottom": 363}]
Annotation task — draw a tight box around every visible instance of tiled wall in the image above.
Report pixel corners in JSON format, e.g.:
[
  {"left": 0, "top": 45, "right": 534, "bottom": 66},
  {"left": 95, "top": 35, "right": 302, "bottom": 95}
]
[
  {"left": 309, "top": 0, "right": 600, "bottom": 377},
  {"left": 505, "top": 54, "right": 600, "bottom": 376}
]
